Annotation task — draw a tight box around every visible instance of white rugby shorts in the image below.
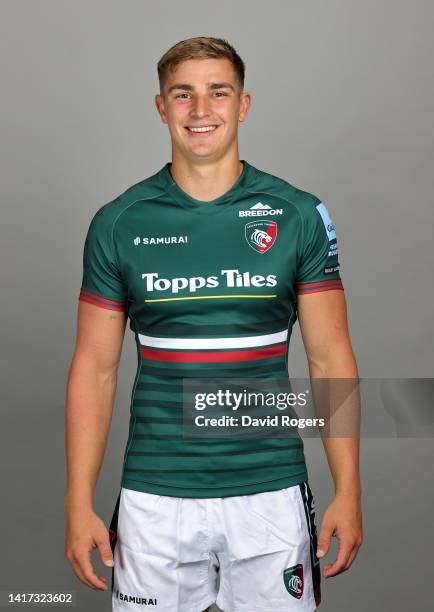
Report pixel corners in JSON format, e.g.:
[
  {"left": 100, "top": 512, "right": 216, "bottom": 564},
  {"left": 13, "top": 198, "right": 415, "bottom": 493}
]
[{"left": 109, "top": 482, "right": 321, "bottom": 611}]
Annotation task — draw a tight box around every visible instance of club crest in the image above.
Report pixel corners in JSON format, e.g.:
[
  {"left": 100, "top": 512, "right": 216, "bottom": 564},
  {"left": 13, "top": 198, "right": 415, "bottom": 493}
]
[
  {"left": 283, "top": 563, "right": 304, "bottom": 599},
  {"left": 245, "top": 220, "right": 277, "bottom": 253}
]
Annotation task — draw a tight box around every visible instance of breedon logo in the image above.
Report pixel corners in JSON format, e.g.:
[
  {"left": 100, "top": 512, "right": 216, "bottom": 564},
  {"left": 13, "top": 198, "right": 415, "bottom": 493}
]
[{"left": 239, "top": 202, "right": 283, "bottom": 217}]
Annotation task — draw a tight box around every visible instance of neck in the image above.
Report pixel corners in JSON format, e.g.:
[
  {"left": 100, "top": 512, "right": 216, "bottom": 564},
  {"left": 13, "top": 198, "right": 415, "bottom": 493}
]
[{"left": 169, "top": 151, "right": 243, "bottom": 202}]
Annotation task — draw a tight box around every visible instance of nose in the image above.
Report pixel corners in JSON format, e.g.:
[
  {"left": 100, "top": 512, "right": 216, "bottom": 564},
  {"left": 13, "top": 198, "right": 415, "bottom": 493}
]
[{"left": 190, "top": 93, "right": 211, "bottom": 118}]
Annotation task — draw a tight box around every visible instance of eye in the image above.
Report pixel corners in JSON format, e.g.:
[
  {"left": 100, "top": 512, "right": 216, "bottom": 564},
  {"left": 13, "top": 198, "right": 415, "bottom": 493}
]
[
  {"left": 175, "top": 93, "right": 191, "bottom": 99},
  {"left": 214, "top": 91, "right": 227, "bottom": 98}
]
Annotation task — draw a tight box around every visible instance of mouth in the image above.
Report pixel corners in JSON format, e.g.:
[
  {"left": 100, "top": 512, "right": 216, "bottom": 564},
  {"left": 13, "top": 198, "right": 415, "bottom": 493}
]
[{"left": 185, "top": 125, "right": 219, "bottom": 137}]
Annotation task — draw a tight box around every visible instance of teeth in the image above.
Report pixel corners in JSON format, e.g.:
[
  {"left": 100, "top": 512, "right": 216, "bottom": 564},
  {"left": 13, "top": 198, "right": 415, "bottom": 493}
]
[{"left": 188, "top": 126, "right": 217, "bottom": 132}]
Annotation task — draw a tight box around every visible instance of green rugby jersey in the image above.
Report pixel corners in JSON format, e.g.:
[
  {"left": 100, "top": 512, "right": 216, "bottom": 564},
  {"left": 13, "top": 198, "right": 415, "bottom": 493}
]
[{"left": 78, "top": 160, "right": 343, "bottom": 498}]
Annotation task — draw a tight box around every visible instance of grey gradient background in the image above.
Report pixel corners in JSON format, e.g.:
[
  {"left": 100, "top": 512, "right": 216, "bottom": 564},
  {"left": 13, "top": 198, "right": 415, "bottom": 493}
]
[{"left": 1, "top": 0, "right": 433, "bottom": 610}]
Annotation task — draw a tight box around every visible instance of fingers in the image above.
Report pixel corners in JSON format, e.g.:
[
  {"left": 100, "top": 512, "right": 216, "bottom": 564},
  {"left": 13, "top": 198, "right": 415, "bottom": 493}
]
[
  {"left": 342, "top": 531, "right": 363, "bottom": 572},
  {"left": 95, "top": 535, "right": 115, "bottom": 569},
  {"left": 66, "top": 547, "right": 109, "bottom": 591},
  {"left": 316, "top": 521, "right": 334, "bottom": 559},
  {"left": 322, "top": 534, "right": 362, "bottom": 577},
  {"left": 343, "top": 543, "right": 360, "bottom": 571},
  {"left": 322, "top": 539, "right": 352, "bottom": 577}
]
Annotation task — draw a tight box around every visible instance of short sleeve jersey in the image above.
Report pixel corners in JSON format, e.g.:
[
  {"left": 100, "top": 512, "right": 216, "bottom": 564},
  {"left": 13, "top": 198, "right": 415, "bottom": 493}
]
[{"left": 78, "top": 160, "right": 343, "bottom": 498}]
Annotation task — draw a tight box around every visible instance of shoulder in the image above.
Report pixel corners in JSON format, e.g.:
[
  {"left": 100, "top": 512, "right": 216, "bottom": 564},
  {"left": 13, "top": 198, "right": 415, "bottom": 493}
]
[
  {"left": 89, "top": 168, "right": 165, "bottom": 229},
  {"left": 247, "top": 163, "right": 321, "bottom": 219}
]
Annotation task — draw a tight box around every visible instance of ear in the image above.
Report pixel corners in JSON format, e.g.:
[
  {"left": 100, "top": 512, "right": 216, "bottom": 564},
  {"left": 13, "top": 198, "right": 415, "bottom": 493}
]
[
  {"left": 238, "top": 91, "right": 252, "bottom": 123},
  {"left": 155, "top": 94, "right": 168, "bottom": 124}
]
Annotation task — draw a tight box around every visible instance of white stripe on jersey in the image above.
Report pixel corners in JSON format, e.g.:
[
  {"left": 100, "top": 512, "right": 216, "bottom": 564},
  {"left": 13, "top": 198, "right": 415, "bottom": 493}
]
[{"left": 138, "top": 328, "right": 288, "bottom": 350}]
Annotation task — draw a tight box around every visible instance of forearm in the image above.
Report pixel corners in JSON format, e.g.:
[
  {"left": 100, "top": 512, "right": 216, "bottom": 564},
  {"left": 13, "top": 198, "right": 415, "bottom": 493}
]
[
  {"left": 65, "top": 355, "right": 117, "bottom": 512},
  {"left": 298, "top": 291, "right": 363, "bottom": 574},
  {"left": 309, "top": 344, "right": 361, "bottom": 496},
  {"left": 320, "top": 437, "right": 361, "bottom": 497}
]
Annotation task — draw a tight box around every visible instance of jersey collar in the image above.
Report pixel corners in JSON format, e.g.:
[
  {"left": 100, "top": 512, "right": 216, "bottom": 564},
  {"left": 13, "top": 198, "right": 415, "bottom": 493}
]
[{"left": 158, "top": 159, "right": 253, "bottom": 214}]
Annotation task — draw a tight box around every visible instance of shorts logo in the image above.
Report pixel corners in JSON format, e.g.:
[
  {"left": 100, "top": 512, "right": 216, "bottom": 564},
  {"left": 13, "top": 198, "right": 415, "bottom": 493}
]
[
  {"left": 283, "top": 564, "right": 304, "bottom": 599},
  {"left": 245, "top": 221, "right": 277, "bottom": 253},
  {"left": 113, "top": 590, "right": 157, "bottom": 605}
]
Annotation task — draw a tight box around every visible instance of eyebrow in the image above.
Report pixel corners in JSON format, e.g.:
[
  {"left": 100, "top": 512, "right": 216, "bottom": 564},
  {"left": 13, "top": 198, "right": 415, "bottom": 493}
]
[{"left": 167, "top": 82, "right": 235, "bottom": 94}]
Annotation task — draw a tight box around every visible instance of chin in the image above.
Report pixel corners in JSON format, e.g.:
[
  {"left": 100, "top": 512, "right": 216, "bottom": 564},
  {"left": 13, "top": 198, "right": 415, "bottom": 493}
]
[{"left": 188, "top": 145, "right": 219, "bottom": 157}]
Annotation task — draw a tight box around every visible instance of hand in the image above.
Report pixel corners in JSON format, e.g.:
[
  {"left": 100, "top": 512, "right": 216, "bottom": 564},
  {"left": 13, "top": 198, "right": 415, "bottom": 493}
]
[
  {"left": 316, "top": 492, "right": 363, "bottom": 578},
  {"left": 65, "top": 508, "right": 114, "bottom": 591}
]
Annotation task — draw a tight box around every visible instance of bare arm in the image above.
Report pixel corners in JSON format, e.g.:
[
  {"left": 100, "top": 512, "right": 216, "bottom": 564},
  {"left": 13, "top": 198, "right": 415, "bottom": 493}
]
[
  {"left": 65, "top": 301, "right": 127, "bottom": 590},
  {"left": 297, "top": 289, "right": 363, "bottom": 578}
]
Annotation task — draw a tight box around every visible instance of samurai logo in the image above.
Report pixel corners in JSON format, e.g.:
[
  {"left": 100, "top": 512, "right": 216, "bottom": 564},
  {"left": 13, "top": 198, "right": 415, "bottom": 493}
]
[
  {"left": 245, "top": 221, "right": 277, "bottom": 253},
  {"left": 283, "top": 564, "right": 304, "bottom": 599}
]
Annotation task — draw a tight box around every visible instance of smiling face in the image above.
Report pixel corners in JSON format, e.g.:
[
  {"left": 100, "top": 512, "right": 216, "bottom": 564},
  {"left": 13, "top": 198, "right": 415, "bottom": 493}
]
[{"left": 155, "top": 58, "right": 251, "bottom": 164}]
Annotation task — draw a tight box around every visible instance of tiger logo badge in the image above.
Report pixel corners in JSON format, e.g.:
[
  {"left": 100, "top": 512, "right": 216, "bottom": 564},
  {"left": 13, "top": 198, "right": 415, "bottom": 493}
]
[
  {"left": 245, "top": 221, "right": 277, "bottom": 253},
  {"left": 283, "top": 564, "right": 304, "bottom": 599}
]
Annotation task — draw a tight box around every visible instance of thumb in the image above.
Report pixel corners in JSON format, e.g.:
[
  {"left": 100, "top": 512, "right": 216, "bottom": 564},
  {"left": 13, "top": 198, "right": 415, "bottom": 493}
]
[
  {"left": 316, "top": 522, "right": 334, "bottom": 559},
  {"left": 96, "top": 537, "right": 114, "bottom": 567}
]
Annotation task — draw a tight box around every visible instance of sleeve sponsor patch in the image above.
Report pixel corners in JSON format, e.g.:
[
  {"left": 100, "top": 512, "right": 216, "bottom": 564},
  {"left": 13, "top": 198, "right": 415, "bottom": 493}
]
[{"left": 315, "top": 202, "right": 340, "bottom": 274}]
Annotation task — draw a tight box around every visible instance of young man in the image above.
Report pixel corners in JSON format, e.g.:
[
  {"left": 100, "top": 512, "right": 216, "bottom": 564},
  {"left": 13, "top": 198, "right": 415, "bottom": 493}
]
[{"left": 65, "top": 37, "right": 362, "bottom": 612}]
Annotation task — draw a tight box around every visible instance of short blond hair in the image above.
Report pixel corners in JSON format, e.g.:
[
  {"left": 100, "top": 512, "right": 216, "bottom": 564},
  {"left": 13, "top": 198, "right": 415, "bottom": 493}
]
[{"left": 157, "top": 36, "right": 245, "bottom": 91}]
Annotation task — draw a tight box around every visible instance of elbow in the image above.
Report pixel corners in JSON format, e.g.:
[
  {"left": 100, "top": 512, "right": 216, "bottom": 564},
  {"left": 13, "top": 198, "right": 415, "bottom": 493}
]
[{"left": 307, "top": 346, "right": 358, "bottom": 378}]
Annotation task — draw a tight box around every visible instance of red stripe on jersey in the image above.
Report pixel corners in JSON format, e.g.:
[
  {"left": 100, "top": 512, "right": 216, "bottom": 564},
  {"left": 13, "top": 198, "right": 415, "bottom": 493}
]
[
  {"left": 140, "top": 343, "right": 286, "bottom": 363},
  {"left": 297, "top": 284, "right": 344, "bottom": 295},
  {"left": 79, "top": 294, "right": 126, "bottom": 312},
  {"left": 80, "top": 289, "right": 126, "bottom": 306},
  {"left": 296, "top": 280, "right": 342, "bottom": 289}
]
